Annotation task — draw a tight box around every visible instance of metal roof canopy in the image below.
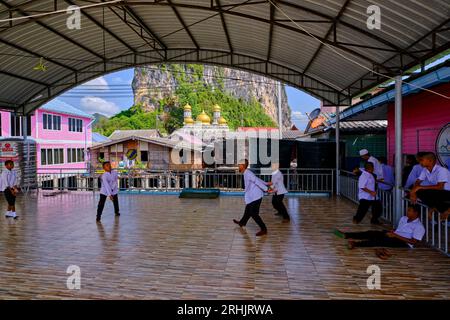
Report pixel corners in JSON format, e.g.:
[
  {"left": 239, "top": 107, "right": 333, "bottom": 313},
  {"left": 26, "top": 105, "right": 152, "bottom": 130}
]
[{"left": 0, "top": 0, "right": 449, "bottom": 115}]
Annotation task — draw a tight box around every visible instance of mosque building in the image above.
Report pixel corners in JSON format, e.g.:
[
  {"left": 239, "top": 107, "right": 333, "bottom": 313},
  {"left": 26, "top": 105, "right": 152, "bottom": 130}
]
[{"left": 179, "top": 104, "right": 230, "bottom": 142}]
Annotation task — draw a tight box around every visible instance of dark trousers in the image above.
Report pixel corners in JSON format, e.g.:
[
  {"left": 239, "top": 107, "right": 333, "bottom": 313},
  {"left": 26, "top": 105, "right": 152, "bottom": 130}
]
[
  {"left": 346, "top": 230, "right": 409, "bottom": 248},
  {"left": 239, "top": 198, "right": 267, "bottom": 231},
  {"left": 4, "top": 188, "right": 16, "bottom": 206},
  {"left": 416, "top": 189, "right": 450, "bottom": 213},
  {"left": 272, "top": 194, "right": 289, "bottom": 219},
  {"left": 354, "top": 199, "right": 382, "bottom": 223},
  {"left": 97, "top": 194, "right": 119, "bottom": 217}
]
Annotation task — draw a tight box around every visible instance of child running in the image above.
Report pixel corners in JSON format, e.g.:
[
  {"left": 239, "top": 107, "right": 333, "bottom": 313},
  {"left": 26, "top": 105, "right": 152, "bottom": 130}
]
[
  {"left": 233, "top": 159, "right": 272, "bottom": 236},
  {"left": 97, "top": 161, "right": 120, "bottom": 222},
  {"left": 271, "top": 163, "right": 290, "bottom": 221}
]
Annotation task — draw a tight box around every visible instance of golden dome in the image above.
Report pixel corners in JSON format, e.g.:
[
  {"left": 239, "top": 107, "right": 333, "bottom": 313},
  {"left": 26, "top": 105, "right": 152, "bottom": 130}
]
[
  {"left": 183, "top": 104, "right": 192, "bottom": 110},
  {"left": 184, "top": 117, "right": 194, "bottom": 125},
  {"left": 196, "top": 111, "right": 211, "bottom": 124},
  {"left": 213, "top": 104, "right": 221, "bottom": 112},
  {"left": 218, "top": 116, "right": 227, "bottom": 125}
]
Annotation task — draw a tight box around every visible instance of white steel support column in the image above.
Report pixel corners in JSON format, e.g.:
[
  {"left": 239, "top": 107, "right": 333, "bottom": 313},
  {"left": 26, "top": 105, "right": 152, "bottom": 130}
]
[
  {"left": 335, "top": 105, "right": 340, "bottom": 196},
  {"left": 394, "top": 75, "right": 403, "bottom": 225}
]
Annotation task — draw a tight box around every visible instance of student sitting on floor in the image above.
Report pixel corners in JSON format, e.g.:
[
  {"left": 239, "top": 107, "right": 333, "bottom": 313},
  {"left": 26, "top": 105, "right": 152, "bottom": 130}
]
[
  {"left": 353, "top": 162, "right": 382, "bottom": 225},
  {"left": 334, "top": 204, "right": 425, "bottom": 250}
]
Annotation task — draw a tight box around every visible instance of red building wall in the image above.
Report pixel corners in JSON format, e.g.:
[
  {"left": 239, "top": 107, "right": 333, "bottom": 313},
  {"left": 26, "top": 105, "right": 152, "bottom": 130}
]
[{"left": 387, "top": 82, "right": 450, "bottom": 166}]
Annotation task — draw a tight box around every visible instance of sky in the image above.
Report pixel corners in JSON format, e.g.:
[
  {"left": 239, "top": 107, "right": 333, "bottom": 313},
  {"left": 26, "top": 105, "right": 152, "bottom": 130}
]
[
  {"left": 57, "top": 55, "right": 448, "bottom": 131},
  {"left": 59, "top": 68, "right": 319, "bottom": 130}
]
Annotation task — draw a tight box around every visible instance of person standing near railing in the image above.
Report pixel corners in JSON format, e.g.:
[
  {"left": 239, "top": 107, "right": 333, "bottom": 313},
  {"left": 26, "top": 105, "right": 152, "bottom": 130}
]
[
  {"left": 270, "top": 163, "right": 290, "bottom": 222},
  {"left": 1, "top": 160, "right": 19, "bottom": 219},
  {"left": 233, "top": 159, "right": 273, "bottom": 236},
  {"left": 353, "top": 162, "right": 382, "bottom": 225},
  {"left": 96, "top": 161, "right": 120, "bottom": 223},
  {"left": 359, "top": 149, "right": 384, "bottom": 182},
  {"left": 378, "top": 157, "right": 394, "bottom": 191},
  {"left": 410, "top": 152, "right": 450, "bottom": 219},
  {"left": 404, "top": 152, "right": 427, "bottom": 190}
]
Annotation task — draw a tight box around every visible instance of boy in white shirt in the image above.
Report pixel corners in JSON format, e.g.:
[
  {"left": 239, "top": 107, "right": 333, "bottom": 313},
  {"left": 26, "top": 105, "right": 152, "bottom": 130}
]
[
  {"left": 97, "top": 161, "right": 120, "bottom": 222},
  {"left": 233, "top": 159, "right": 273, "bottom": 236},
  {"left": 270, "top": 163, "right": 290, "bottom": 221},
  {"left": 335, "top": 205, "right": 425, "bottom": 250},
  {"left": 410, "top": 152, "right": 450, "bottom": 215},
  {"left": 1, "top": 160, "right": 19, "bottom": 219},
  {"left": 353, "top": 162, "right": 382, "bottom": 225}
]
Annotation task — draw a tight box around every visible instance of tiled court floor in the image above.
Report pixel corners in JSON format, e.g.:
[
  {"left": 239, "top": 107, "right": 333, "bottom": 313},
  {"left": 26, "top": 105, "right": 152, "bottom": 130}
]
[{"left": 0, "top": 192, "right": 448, "bottom": 300}]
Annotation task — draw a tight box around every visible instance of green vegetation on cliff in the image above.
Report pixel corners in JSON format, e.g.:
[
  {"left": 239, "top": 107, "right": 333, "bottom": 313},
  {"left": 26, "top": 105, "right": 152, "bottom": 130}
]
[{"left": 94, "top": 64, "right": 276, "bottom": 136}]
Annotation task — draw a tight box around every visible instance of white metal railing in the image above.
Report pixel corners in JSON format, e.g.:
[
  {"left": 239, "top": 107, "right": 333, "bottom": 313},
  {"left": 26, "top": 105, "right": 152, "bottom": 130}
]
[
  {"left": 339, "top": 170, "right": 449, "bottom": 255},
  {"left": 34, "top": 168, "right": 335, "bottom": 194}
]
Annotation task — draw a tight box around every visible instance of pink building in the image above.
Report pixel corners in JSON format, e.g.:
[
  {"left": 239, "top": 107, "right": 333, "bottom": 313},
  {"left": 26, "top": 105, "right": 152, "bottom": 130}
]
[
  {"left": 387, "top": 82, "right": 450, "bottom": 166},
  {"left": 0, "top": 99, "right": 94, "bottom": 172}
]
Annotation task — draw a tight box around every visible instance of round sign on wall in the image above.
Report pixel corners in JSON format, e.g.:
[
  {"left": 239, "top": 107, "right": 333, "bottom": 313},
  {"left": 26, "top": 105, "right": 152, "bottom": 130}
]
[
  {"left": 126, "top": 149, "right": 138, "bottom": 161},
  {"left": 436, "top": 123, "right": 450, "bottom": 167}
]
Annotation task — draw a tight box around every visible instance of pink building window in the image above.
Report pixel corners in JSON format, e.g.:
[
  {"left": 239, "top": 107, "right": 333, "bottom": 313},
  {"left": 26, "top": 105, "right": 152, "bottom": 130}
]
[
  {"left": 68, "top": 118, "right": 83, "bottom": 132},
  {"left": 10, "top": 114, "right": 31, "bottom": 136},
  {"left": 67, "top": 148, "right": 84, "bottom": 163},
  {"left": 41, "top": 148, "right": 64, "bottom": 165},
  {"left": 43, "top": 113, "right": 61, "bottom": 131}
]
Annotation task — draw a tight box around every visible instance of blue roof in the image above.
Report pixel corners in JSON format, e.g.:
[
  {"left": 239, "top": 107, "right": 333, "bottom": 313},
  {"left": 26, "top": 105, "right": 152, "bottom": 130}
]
[
  {"left": 92, "top": 132, "right": 110, "bottom": 143},
  {"left": 41, "top": 99, "right": 95, "bottom": 119},
  {"left": 332, "top": 61, "right": 450, "bottom": 123}
]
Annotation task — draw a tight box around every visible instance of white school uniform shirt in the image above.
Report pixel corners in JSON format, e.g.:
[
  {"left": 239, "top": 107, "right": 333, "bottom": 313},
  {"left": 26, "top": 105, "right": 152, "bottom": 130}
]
[
  {"left": 0, "top": 169, "right": 17, "bottom": 192},
  {"left": 405, "top": 164, "right": 425, "bottom": 189},
  {"left": 243, "top": 169, "right": 268, "bottom": 204},
  {"left": 100, "top": 171, "right": 119, "bottom": 196},
  {"left": 358, "top": 170, "right": 376, "bottom": 201},
  {"left": 379, "top": 164, "right": 394, "bottom": 191},
  {"left": 417, "top": 164, "right": 450, "bottom": 191},
  {"left": 394, "top": 216, "right": 425, "bottom": 248},
  {"left": 368, "top": 156, "right": 384, "bottom": 181},
  {"left": 271, "top": 169, "right": 287, "bottom": 195}
]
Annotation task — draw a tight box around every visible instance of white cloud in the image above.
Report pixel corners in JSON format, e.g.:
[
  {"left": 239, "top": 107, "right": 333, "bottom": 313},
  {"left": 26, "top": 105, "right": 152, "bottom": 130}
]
[
  {"left": 80, "top": 96, "right": 120, "bottom": 117},
  {"left": 111, "top": 76, "right": 132, "bottom": 85},
  {"left": 81, "top": 76, "right": 109, "bottom": 90},
  {"left": 291, "top": 111, "right": 309, "bottom": 121}
]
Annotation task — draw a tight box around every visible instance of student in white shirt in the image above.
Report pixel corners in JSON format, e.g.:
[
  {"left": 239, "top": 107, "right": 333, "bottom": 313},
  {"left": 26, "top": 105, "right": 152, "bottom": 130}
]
[
  {"left": 353, "top": 162, "right": 382, "bottom": 225},
  {"left": 270, "top": 163, "right": 290, "bottom": 221},
  {"left": 1, "top": 160, "right": 19, "bottom": 219},
  {"left": 359, "top": 149, "right": 384, "bottom": 181},
  {"left": 410, "top": 152, "right": 450, "bottom": 215},
  {"left": 404, "top": 152, "right": 431, "bottom": 190},
  {"left": 378, "top": 157, "right": 394, "bottom": 191},
  {"left": 233, "top": 159, "right": 272, "bottom": 236},
  {"left": 97, "top": 161, "right": 120, "bottom": 222},
  {"left": 335, "top": 205, "right": 425, "bottom": 250}
]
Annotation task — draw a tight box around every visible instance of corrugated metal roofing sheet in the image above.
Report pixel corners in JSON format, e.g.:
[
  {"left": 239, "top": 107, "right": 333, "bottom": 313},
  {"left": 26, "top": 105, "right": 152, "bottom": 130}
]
[{"left": 0, "top": 0, "right": 448, "bottom": 113}]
